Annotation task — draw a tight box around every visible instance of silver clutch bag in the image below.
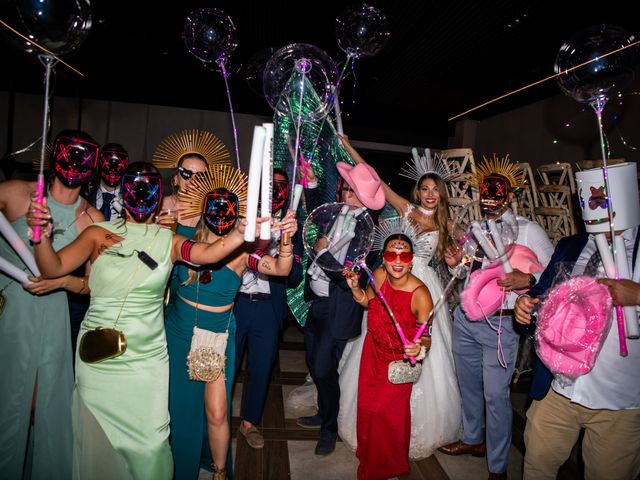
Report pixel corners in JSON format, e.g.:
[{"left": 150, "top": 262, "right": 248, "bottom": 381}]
[{"left": 388, "top": 359, "right": 422, "bottom": 384}]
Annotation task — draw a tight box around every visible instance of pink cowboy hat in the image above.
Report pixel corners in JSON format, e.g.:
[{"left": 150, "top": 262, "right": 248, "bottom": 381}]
[
  {"left": 536, "top": 276, "right": 612, "bottom": 379},
  {"left": 336, "top": 162, "right": 385, "bottom": 210},
  {"left": 461, "top": 244, "right": 544, "bottom": 321}
]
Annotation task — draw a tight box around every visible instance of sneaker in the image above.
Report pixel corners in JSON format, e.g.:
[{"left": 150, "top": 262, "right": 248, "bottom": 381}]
[
  {"left": 238, "top": 422, "right": 264, "bottom": 449},
  {"left": 296, "top": 414, "right": 322, "bottom": 429},
  {"left": 315, "top": 431, "right": 337, "bottom": 456}
]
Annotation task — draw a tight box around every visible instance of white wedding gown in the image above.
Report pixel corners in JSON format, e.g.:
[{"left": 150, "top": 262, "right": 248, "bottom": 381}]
[{"left": 337, "top": 230, "right": 462, "bottom": 460}]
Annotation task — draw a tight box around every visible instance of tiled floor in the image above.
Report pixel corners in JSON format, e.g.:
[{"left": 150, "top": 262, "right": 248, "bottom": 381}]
[{"left": 197, "top": 321, "right": 560, "bottom": 480}]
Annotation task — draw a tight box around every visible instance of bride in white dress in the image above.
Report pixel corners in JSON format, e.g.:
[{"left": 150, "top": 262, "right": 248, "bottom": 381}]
[{"left": 336, "top": 137, "right": 462, "bottom": 459}]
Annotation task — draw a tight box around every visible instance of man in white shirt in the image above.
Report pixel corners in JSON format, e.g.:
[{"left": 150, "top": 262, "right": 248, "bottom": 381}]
[
  {"left": 516, "top": 162, "right": 640, "bottom": 480},
  {"left": 439, "top": 156, "right": 553, "bottom": 480}
]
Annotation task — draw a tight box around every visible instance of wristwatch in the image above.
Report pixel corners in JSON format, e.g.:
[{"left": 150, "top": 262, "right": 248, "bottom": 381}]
[{"left": 528, "top": 274, "right": 536, "bottom": 288}]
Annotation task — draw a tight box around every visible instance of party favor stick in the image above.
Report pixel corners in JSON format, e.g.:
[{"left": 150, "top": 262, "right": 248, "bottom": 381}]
[
  {"left": 613, "top": 235, "right": 639, "bottom": 339},
  {"left": 245, "top": 126, "right": 265, "bottom": 242},
  {"left": 0, "top": 212, "right": 40, "bottom": 276},
  {"left": 260, "top": 123, "right": 274, "bottom": 240}
]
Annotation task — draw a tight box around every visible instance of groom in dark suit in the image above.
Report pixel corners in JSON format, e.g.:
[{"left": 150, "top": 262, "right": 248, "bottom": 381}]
[{"left": 298, "top": 161, "right": 385, "bottom": 455}]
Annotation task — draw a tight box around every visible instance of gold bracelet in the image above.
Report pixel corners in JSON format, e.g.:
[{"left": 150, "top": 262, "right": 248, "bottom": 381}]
[
  {"left": 352, "top": 288, "right": 366, "bottom": 303},
  {"left": 79, "top": 277, "right": 86, "bottom": 293}
]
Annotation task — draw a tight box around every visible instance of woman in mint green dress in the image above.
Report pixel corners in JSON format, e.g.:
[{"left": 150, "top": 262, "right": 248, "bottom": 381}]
[
  {"left": 165, "top": 165, "right": 297, "bottom": 480},
  {"left": 27, "top": 162, "right": 258, "bottom": 480}
]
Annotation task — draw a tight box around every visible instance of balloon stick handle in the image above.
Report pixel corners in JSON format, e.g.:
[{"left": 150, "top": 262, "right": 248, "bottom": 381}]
[{"left": 31, "top": 175, "right": 45, "bottom": 243}]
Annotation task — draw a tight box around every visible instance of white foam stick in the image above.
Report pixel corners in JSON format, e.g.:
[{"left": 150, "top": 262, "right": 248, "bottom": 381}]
[
  {"left": 0, "top": 256, "right": 32, "bottom": 284},
  {"left": 594, "top": 233, "right": 617, "bottom": 278},
  {"left": 487, "top": 219, "right": 513, "bottom": 273},
  {"left": 471, "top": 221, "right": 499, "bottom": 260},
  {"left": 332, "top": 86, "right": 344, "bottom": 135},
  {"left": 0, "top": 212, "right": 40, "bottom": 276},
  {"left": 291, "top": 184, "right": 303, "bottom": 212},
  {"left": 260, "top": 123, "right": 274, "bottom": 240},
  {"left": 336, "top": 217, "right": 357, "bottom": 264},
  {"left": 245, "top": 126, "right": 266, "bottom": 242},
  {"left": 328, "top": 205, "right": 350, "bottom": 243},
  {"left": 614, "top": 235, "right": 640, "bottom": 339}
]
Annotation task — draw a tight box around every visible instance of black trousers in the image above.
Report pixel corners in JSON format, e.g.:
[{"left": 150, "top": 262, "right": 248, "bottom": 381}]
[{"left": 304, "top": 297, "right": 347, "bottom": 435}]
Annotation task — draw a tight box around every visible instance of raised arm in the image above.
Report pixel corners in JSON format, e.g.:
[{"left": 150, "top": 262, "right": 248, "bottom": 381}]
[
  {"left": 27, "top": 196, "right": 98, "bottom": 278},
  {"left": 412, "top": 284, "right": 434, "bottom": 353},
  {"left": 339, "top": 134, "right": 409, "bottom": 216}
]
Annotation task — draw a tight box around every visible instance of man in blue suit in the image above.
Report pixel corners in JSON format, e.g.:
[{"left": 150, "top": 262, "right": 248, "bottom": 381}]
[{"left": 298, "top": 161, "right": 385, "bottom": 456}]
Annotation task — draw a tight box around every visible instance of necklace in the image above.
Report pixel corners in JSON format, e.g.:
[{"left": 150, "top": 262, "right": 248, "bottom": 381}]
[{"left": 417, "top": 206, "right": 435, "bottom": 216}]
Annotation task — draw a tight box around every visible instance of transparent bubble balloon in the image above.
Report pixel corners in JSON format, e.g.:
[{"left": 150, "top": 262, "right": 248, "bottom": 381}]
[
  {"left": 15, "top": 0, "right": 92, "bottom": 55},
  {"left": 183, "top": 8, "right": 237, "bottom": 65},
  {"left": 263, "top": 43, "right": 336, "bottom": 122},
  {"left": 554, "top": 25, "right": 639, "bottom": 108},
  {"left": 450, "top": 201, "right": 518, "bottom": 264},
  {"left": 303, "top": 202, "right": 374, "bottom": 272},
  {"left": 335, "top": 3, "right": 390, "bottom": 59}
]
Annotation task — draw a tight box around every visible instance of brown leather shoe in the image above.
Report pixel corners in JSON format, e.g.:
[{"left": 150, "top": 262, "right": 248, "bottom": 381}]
[
  {"left": 239, "top": 422, "right": 265, "bottom": 449},
  {"left": 437, "top": 440, "right": 486, "bottom": 457},
  {"left": 488, "top": 472, "right": 507, "bottom": 480}
]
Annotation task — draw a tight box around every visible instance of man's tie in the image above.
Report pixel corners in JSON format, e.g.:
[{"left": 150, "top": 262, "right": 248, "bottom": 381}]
[{"left": 100, "top": 191, "right": 115, "bottom": 220}]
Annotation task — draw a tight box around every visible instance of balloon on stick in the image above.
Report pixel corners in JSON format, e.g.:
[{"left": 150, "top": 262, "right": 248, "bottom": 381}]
[
  {"left": 555, "top": 25, "right": 640, "bottom": 354},
  {"left": 183, "top": 8, "right": 241, "bottom": 170},
  {"left": 14, "top": 0, "right": 92, "bottom": 241}
]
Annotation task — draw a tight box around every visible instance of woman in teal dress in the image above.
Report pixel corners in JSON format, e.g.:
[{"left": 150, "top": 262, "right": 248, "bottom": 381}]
[
  {"left": 27, "top": 162, "right": 258, "bottom": 480},
  {"left": 0, "top": 130, "right": 103, "bottom": 480},
  {"left": 165, "top": 165, "right": 297, "bottom": 480}
]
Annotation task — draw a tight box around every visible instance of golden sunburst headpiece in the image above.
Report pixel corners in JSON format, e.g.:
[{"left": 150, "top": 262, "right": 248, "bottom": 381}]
[
  {"left": 178, "top": 164, "right": 247, "bottom": 219},
  {"left": 152, "top": 129, "right": 230, "bottom": 169},
  {"left": 471, "top": 154, "right": 526, "bottom": 190}
]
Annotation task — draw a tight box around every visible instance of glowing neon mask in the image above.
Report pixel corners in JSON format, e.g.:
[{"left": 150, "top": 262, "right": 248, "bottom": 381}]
[
  {"left": 52, "top": 135, "right": 99, "bottom": 187},
  {"left": 272, "top": 178, "right": 289, "bottom": 213},
  {"left": 121, "top": 172, "right": 162, "bottom": 222},
  {"left": 203, "top": 188, "right": 238, "bottom": 236},
  {"left": 100, "top": 147, "right": 129, "bottom": 187},
  {"left": 479, "top": 174, "right": 510, "bottom": 215}
]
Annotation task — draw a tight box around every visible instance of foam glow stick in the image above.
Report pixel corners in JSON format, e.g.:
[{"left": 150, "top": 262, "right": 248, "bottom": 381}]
[
  {"left": 613, "top": 235, "right": 639, "bottom": 339},
  {"left": 487, "top": 219, "right": 513, "bottom": 273},
  {"left": 291, "top": 184, "right": 303, "bottom": 212},
  {"left": 0, "top": 212, "right": 40, "bottom": 276},
  {"left": 309, "top": 232, "right": 355, "bottom": 280},
  {"left": 0, "top": 256, "right": 32, "bottom": 285},
  {"left": 357, "top": 260, "right": 416, "bottom": 365},
  {"left": 471, "top": 222, "right": 499, "bottom": 260},
  {"left": 245, "top": 126, "right": 265, "bottom": 242},
  {"left": 260, "top": 123, "right": 274, "bottom": 240},
  {"left": 595, "top": 233, "right": 628, "bottom": 356}
]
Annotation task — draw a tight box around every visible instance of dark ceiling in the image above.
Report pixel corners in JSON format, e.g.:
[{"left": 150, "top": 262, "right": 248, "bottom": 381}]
[{"left": 1, "top": 0, "right": 636, "bottom": 146}]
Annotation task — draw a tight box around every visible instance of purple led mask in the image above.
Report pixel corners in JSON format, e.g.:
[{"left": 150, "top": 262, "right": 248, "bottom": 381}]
[
  {"left": 203, "top": 188, "right": 238, "bottom": 236},
  {"left": 100, "top": 145, "right": 129, "bottom": 187},
  {"left": 121, "top": 172, "right": 163, "bottom": 222},
  {"left": 52, "top": 135, "right": 99, "bottom": 187}
]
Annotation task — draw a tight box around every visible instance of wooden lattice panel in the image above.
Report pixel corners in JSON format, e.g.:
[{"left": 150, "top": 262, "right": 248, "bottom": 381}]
[{"left": 436, "top": 148, "right": 480, "bottom": 222}]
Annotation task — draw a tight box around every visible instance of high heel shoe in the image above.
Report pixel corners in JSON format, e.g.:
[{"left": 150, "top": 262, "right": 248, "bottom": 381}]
[{"left": 211, "top": 463, "right": 227, "bottom": 480}]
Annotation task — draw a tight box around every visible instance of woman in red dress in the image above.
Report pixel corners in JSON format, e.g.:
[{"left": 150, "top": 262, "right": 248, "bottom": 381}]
[{"left": 345, "top": 233, "right": 433, "bottom": 479}]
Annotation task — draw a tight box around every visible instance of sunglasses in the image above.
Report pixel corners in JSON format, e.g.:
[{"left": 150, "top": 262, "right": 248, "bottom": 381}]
[
  {"left": 383, "top": 250, "right": 413, "bottom": 263},
  {"left": 178, "top": 166, "right": 199, "bottom": 180}
]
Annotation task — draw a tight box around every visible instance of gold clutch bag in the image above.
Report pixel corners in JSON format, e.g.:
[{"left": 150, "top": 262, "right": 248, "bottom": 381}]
[{"left": 79, "top": 327, "right": 127, "bottom": 363}]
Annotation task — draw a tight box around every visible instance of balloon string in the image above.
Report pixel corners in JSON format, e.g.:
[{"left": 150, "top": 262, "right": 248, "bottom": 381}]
[
  {"left": 290, "top": 69, "right": 306, "bottom": 201},
  {"left": 593, "top": 99, "right": 628, "bottom": 355},
  {"left": 217, "top": 60, "right": 241, "bottom": 170}
]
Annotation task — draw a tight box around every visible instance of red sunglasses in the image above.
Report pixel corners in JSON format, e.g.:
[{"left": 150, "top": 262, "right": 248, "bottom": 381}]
[{"left": 383, "top": 250, "right": 413, "bottom": 263}]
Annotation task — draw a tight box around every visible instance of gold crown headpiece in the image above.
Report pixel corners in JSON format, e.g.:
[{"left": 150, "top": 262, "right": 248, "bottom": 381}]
[
  {"left": 152, "top": 129, "right": 230, "bottom": 169},
  {"left": 471, "top": 154, "right": 525, "bottom": 189},
  {"left": 178, "top": 164, "right": 247, "bottom": 219}
]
